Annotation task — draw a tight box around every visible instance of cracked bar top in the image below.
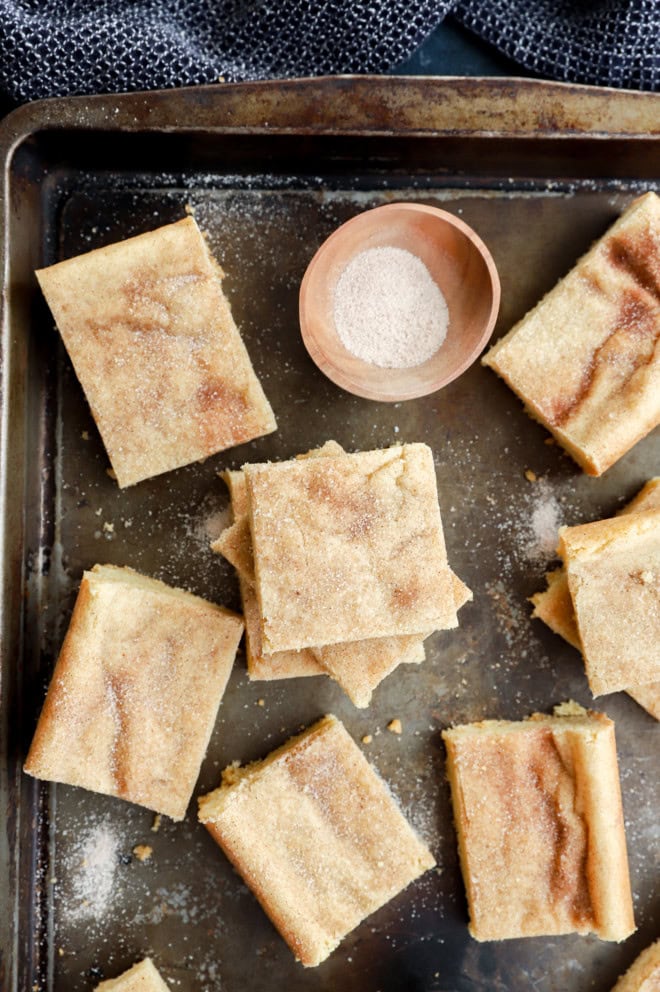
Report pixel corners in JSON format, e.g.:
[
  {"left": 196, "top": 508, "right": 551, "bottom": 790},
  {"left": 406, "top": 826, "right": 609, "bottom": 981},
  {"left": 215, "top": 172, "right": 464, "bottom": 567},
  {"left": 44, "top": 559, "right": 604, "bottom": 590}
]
[
  {"left": 36, "top": 216, "right": 276, "bottom": 488},
  {"left": 483, "top": 191, "right": 660, "bottom": 476},
  {"left": 443, "top": 703, "right": 635, "bottom": 943},
  {"left": 244, "top": 443, "right": 458, "bottom": 653},
  {"left": 24, "top": 564, "right": 243, "bottom": 820}
]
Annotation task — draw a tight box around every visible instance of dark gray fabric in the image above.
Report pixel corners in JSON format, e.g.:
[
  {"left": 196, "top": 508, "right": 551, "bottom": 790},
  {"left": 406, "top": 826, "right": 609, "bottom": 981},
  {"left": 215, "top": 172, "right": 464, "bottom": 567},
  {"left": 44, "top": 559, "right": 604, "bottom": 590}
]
[
  {"left": 0, "top": 0, "right": 453, "bottom": 101},
  {"left": 454, "top": 0, "right": 660, "bottom": 91},
  {"left": 0, "top": 0, "right": 657, "bottom": 103}
]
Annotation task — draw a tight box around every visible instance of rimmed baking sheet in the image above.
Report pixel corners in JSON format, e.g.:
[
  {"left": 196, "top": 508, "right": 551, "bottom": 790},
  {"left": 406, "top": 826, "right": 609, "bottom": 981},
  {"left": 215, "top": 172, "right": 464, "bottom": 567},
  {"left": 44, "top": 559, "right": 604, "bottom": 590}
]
[{"left": 1, "top": 77, "right": 658, "bottom": 992}]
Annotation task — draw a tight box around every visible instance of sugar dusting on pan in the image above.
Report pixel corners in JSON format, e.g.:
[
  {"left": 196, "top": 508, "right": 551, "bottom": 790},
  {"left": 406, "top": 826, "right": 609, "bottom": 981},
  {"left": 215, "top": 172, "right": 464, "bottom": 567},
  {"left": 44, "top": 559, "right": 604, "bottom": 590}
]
[
  {"left": 60, "top": 818, "right": 122, "bottom": 921},
  {"left": 35, "top": 182, "right": 658, "bottom": 992}
]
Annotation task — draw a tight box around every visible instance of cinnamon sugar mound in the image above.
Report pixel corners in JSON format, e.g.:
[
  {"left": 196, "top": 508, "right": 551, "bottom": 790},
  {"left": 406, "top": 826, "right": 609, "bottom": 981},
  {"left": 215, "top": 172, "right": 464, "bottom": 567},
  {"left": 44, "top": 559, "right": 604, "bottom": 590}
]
[{"left": 334, "top": 247, "right": 449, "bottom": 369}]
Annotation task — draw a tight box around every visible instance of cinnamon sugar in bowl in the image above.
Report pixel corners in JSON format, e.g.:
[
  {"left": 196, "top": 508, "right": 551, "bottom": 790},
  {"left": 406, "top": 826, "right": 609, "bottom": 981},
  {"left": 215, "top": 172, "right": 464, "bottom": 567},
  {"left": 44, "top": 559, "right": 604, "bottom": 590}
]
[{"left": 299, "top": 202, "right": 500, "bottom": 402}]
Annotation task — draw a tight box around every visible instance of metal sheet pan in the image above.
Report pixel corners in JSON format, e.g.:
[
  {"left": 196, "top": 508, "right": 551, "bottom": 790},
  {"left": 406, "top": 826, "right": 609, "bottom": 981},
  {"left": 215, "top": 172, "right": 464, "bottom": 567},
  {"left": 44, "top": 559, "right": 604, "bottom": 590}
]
[{"left": 1, "top": 77, "right": 658, "bottom": 992}]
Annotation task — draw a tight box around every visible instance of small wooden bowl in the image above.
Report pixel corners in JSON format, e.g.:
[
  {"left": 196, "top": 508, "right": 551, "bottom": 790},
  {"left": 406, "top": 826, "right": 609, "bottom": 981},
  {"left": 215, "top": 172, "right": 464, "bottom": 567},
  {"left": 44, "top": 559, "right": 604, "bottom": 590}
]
[{"left": 299, "top": 202, "right": 501, "bottom": 402}]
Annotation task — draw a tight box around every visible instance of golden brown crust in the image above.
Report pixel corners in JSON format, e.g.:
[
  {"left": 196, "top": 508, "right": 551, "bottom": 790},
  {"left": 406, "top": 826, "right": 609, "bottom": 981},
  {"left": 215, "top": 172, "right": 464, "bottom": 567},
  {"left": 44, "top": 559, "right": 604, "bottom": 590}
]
[
  {"left": 483, "top": 192, "right": 660, "bottom": 476},
  {"left": 96, "top": 959, "right": 170, "bottom": 991},
  {"left": 610, "top": 940, "right": 660, "bottom": 992},
  {"left": 531, "top": 480, "right": 660, "bottom": 718},
  {"left": 442, "top": 706, "right": 635, "bottom": 942},
  {"left": 311, "top": 635, "right": 426, "bottom": 708},
  {"left": 530, "top": 567, "right": 582, "bottom": 650},
  {"left": 245, "top": 443, "right": 458, "bottom": 653},
  {"left": 198, "top": 715, "right": 435, "bottom": 967},
  {"left": 559, "top": 510, "right": 660, "bottom": 695},
  {"left": 24, "top": 565, "right": 243, "bottom": 819},
  {"left": 36, "top": 217, "right": 276, "bottom": 487}
]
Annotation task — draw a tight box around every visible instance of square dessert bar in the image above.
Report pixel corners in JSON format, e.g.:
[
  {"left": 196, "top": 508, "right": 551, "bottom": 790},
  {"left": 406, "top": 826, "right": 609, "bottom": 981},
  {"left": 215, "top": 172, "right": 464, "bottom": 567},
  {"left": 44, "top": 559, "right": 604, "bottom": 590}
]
[
  {"left": 24, "top": 565, "right": 243, "bottom": 820},
  {"left": 198, "top": 715, "right": 435, "bottom": 967},
  {"left": 443, "top": 703, "right": 635, "bottom": 942},
  {"left": 96, "top": 959, "right": 170, "bottom": 991},
  {"left": 532, "top": 478, "right": 660, "bottom": 718},
  {"left": 559, "top": 509, "right": 660, "bottom": 695},
  {"left": 36, "top": 216, "right": 276, "bottom": 487},
  {"left": 213, "top": 442, "right": 470, "bottom": 703},
  {"left": 244, "top": 442, "right": 458, "bottom": 653},
  {"left": 483, "top": 192, "right": 660, "bottom": 476}
]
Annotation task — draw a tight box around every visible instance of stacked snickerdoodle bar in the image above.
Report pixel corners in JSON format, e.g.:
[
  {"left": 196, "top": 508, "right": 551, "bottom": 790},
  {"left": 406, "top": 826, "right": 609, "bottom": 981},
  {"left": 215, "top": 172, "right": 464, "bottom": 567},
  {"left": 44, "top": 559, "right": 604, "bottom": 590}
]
[{"left": 213, "top": 441, "right": 471, "bottom": 706}]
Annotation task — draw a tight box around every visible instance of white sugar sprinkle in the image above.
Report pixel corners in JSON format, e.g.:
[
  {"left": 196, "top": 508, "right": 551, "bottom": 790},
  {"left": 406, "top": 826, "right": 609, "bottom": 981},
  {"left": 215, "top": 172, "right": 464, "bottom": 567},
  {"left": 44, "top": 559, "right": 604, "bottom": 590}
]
[
  {"left": 526, "top": 480, "right": 564, "bottom": 562},
  {"left": 64, "top": 819, "right": 120, "bottom": 921},
  {"left": 333, "top": 246, "right": 449, "bottom": 369}
]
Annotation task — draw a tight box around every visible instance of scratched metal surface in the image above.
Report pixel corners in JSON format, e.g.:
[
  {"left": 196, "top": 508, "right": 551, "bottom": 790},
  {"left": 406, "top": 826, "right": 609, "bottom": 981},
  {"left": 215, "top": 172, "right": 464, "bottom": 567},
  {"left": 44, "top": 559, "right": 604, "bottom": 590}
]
[{"left": 1, "top": 79, "right": 658, "bottom": 992}]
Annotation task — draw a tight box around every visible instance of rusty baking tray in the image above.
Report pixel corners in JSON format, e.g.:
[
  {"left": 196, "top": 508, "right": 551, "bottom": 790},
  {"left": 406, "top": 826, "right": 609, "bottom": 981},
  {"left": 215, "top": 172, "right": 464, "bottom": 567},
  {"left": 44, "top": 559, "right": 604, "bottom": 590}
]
[{"left": 1, "top": 77, "right": 658, "bottom": 992}]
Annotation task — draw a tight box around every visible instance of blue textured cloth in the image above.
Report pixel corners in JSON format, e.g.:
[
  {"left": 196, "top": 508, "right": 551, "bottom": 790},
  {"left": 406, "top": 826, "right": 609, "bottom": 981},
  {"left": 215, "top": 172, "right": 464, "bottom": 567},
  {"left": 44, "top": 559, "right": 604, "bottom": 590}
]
[{"left": 0, "top": 0, "right": 657, "bottom": 103}]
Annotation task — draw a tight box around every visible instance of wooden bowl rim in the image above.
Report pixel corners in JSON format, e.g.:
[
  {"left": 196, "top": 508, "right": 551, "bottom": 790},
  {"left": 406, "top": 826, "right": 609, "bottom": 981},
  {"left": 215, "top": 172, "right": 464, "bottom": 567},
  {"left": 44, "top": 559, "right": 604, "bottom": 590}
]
[{"left": 299, "top": 201, "right": 501, "bottom": 402}]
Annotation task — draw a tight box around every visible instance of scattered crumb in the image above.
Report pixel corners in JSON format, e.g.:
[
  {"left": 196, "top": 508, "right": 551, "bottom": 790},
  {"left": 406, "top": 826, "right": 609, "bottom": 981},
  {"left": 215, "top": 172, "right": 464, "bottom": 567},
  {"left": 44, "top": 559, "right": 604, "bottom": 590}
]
[
  {"left": 58, "top": 948, "right": 64, "bottom": 958},
  {"left": 554, "top": 700, "right": 586, "bottom": 718},
  {"left": 133, "top": 844, "right": 153, "bottom": 862},
  {"left": 81, "top": 431, "right": 90, "bottom": 441},
  {"left": 524, "top": 469, "right": 538, "bottom": 483},
  {"left": 106, "top": 468, "right": 117, "bottom": 481},
  {"left": 151, "top": 814, "right": 162, "bottom": 834},
  {"left": 544, "top": 437, "right": 556, "bottom": 446},
  {"left": 387, "top": 719, "right": 403, "bottom": 735},
  {"left": 102, "top": 522, "right": 114, "bottom": 534},
  {"left": 221, "top": 761, "right": 241, "bottom": 787},
  {"left": 361, "top": 734, "right": 373, "bottom": 744},
  {"left": 257, "top": 698, "right": 265, "bottom": 707}
]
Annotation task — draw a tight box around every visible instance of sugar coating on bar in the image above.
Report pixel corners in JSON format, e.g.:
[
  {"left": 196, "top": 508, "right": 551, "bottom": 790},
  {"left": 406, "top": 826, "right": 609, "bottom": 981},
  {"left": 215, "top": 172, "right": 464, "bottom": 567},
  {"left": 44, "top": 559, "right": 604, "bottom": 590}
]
[
  {"left": 483, "top": 192, "right": 660, "bottom": 476},
  {"left": 244, "top": 443, "right": 457, "bottom": 653},
  {"left": 531, "top": 478, "right": 660, "bottom": 718},
  {"left": 214, "top": 443, "right": 469, "bottom": 702},
  {"left": 24, "top": 565, "right": 243, "bottom": 820},
  {"left": 217, "top": 506, "right": 428, "bottom": 700},
  {"left": 96, "top": 958, "right": 170, "bottom": 991},
  {"left": 198, "top": 714, "right": 435, "bottom": 967},
  {"left": 559, "top": 509, "right": 660, "bottom": 695},
  {"left": 36, "top": 216, "right": 276, "bottom": 487},
  {"left": 443, "top": 704, "right": 635, "bottom": 942}
]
